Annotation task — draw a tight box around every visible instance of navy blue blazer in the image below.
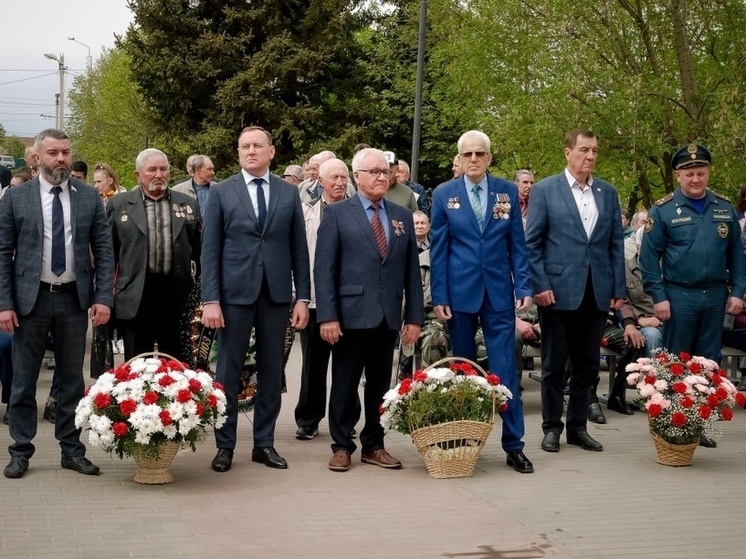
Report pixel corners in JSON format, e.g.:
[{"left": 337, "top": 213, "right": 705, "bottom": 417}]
[
  {"left": 525, "top": 172, "right": 626, "bottom": 311},
  {"left": 0, "top": 177, "right": 114, "bottom": 315},
  {"left": 201, "top": 172, "right": 310, "bottom": 305},
  {"left": 430, "top": 174, "right": 532, "bottom": 313},
  {"left": 314, "top": 196, "right": 424, "bottom": 330}
]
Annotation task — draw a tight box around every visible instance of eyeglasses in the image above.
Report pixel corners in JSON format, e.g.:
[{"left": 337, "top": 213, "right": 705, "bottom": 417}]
[
  {"left": 460, "top": 151, "right": 488, "bottom": 159},
  {"left": 357, "top": 169, "right": 390, "bottom": 177},
  {"left": 282, "top": 174, "right": 298, "bottom": 179}
]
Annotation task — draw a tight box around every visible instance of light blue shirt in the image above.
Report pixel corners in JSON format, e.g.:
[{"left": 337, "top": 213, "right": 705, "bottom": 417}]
[
  {"left": 463, "top": 174, "right": 489, "bottom": 223},
  {"left": 358, "top": 192, "right": 390, "bottom": 244}
]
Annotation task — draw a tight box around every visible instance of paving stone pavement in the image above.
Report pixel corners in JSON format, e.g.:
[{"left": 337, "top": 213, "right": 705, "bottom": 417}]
[{"left": 1, "top": 335, "right": 745, "bottom": 558}]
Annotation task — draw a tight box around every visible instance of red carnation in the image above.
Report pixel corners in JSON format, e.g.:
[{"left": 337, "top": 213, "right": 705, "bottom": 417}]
[
  {"left": 670, "top": 364, "right": 685, "bottom": 376},
  {"left": 499, "top": 403, "right": 508, "bottom": 412},
  {"left": 680, "top": 396, "right": 694, "bottom": 408},
  {"left": 656, "top": 353, "right": 669, "bottom": 363},
  {"left": 736, "top": 393, "right": 746, "bottom": 406},
  {"left": 716, "top": 387, "right": 728, "bottom": 401},
  {"left": 176, "top": 389, "right": 193, "bottom": 403},
  {"left": 648, "top": 403, "right": 663, "bottom": 417},
  {"left": 188, "top": 378, "right": 202, "bottom": 392},
  {"left": 127, "top": 372, "right": 139, "bottom": 380},
  {"left": 722, "top": 407, "right": 734, "bottom": 421},
  {"left": 678, "top": 352, "right": 691, "bottom": 362},
  {"left": 93, "top": 392, "right": 112, "bottom": 409},
  {"left": 159, "top": 410, "right": 173, "bottom": 426},
  {"left": 158, "top": 375, "right": 175, "bottom": 387},
  {"left": 671, "top": 412, "right": 688, "bottom": 428},
  {"left": 143, "top": 391, "right": 159, "bottom": 405},
  {"left": 486, "top": 373, "right": 501, "bottom": 386},
  {"left": 672, "top": 382, "right": 687, "bottom": 394},
  {"left": 413, "top": 370, "right": 427, "bottom": 382},
  {"left": 114, "top": 367, "right": 129, "bottom": 382},
  {"left": 112, "top": 422, "right": 129, "bottom": 437},
  {"left": 398, "top": 379, "right": 412, "bottom": 395},
  {"left": 707, "top": 394, "right": 720, "bottom": 407},
  {"left": 698, "top": 405, "right": 712, "bottom": 420},
  {"left": 644, "top": 375, "right": 656, "bottom": 385},
  {"left": 711, "top": 374, "right": 723, "bottom": 385},
  {"left": 688, "top": 363, "right": 702, "bottom": 374},
  {"left": 196, "top": 403, "right": 205, "bottom": 416},
  {"left": 119, "top": 399, "right": 137, "bottom": 416},
  {"left": 213, "top": 381, "right": 224, "bottom": 392},
  {"left": 207, "top": 394, "right": 218, "bottom": 408}
]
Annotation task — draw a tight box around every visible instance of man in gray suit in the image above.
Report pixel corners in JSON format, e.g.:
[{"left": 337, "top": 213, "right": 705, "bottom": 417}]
[
  {"left": 0, "top": 129, "right": 114, "bottom": 478},
  {"left": 108, "top": 149, "right": 201, "bottom": 361},
  {"left": 525, "top": 129, "right": 626, "bottom": 454},
  {"left": 315, "top": 148, "right": 424, "bottom": 472},
  {"left": 172, "top": 154, "right": 215, "bottom": 216},
  {"left": 201, "top": 126, "right": 311, "bottom": 473}
]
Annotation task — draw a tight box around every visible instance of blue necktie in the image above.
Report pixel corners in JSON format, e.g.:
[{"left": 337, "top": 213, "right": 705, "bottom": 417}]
[
  {"left": 51, "top": 186, "right": 65, "bottom": 276},
  {"left": 471, "top": 184, "right": 484, "bottom": 230},
  {"left": 253, "top": 178, "right": 267, "bottom": 229}
]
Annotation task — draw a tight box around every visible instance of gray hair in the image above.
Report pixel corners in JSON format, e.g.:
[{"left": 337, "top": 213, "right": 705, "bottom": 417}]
[
  {"left": 351, "top": 148, "right": 387, "bottom": 173},
  {"left": 457, "top": 130, "right": 491, "bottom": 154},
  {"left": 136, "top": 148, "right": 169, "bottom": 171},
  {"left": 190, "top": 154, "right": 212, "bottom": 172},
  {"left": 283, "top": 164, "right": 304, "bottom": 180},
  {"left": 34, "top": 128, "right": 69, "bottom": 149},
  {"left": 398, "top": 160, "right": 411, "bottom": 173},
  {"left": 514, "top": 169, "right": 533, "bottom": 181},
  {"left": 413, "top": 210, "right": 429, "bottom": 222},
  {"left": 318, "top": 158, "right": 349, "bottom": 180},
  {"left": 310, "top": 150, "right": 336, "bottom": 165}
]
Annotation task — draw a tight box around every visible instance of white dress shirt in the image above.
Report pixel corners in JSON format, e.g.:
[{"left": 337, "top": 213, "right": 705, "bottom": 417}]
[
  {"left": 565, "top": 168, "right": 598, "bottom": 238},
  {"left": 241, "top": 169, "right": 270, "bottom": 220},
  {"left": 39, "top": 175, "right": 76, "bottom": 283}
]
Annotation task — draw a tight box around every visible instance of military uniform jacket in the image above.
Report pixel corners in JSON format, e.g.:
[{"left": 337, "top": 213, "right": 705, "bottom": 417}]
[{"left": 639, "top": 188, "right": 746, "bottom": 303}]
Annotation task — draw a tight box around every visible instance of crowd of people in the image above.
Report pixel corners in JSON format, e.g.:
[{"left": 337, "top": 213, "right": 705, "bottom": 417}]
[{"left": 1, "top": 124, "right": 744, "bottom": 480}]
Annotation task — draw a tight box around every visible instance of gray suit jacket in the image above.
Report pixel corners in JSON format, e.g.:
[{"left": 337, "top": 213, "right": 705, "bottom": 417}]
[
  {"left": 525, "top": 172, "right": 626, "bottom": 311},
  {"left": 172, "top": 178, "right": 216, "bottom": 199},
  {"left": 107, "top": 189, "right": 201, "bottom": 320},
  {"left": 201, "top": 172, "right": 310, "bottom": 305},
  {"left": 314, "top": 195, "right": 424, "bottom": 330},
  {"left": 0, "top": 177, "right": 115, "bottom": 315}
]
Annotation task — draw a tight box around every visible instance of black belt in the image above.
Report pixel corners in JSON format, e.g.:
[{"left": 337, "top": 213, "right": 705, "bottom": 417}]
[{"left": 40, "top": 281, "right": 76, "bottom": 293}]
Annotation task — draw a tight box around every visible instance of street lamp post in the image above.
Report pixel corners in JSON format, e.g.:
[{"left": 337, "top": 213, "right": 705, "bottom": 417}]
[
  {"left": 44, "top": 53, "right": 66, "bottom": 131},
  {"left": 410, "top": 0, "right": 427, "bottom": 184},
  {"left": 67, "top": 37, "right": 92, "bottom": 72}
]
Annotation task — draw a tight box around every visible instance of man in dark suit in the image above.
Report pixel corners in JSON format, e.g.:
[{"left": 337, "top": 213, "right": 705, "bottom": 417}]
[
  {"left": 201, "top": 126, "right": 310, "bottom": 473},
  {"left": 525, "top": 129, "right": 626, "bottom": 453},
  {"left": 107, "top": 148, "right": 201, "bottom": 361},
  {"left": 315, "top": 148, "right": 424, "bottom": 472},
  {"left": 430, "top": 130, "right": 534, "bottom": 474},
  {"left": 0, "top": 128, "right": 114, "bottom": 478}
]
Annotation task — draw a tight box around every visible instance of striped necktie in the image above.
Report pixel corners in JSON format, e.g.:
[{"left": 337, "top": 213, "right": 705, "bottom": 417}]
[
  {"left": 471, "top": 184, "right": 484, "bottom": 229},
  {"left": 371, "top": 202, "right": 387, "bottom": 258}
]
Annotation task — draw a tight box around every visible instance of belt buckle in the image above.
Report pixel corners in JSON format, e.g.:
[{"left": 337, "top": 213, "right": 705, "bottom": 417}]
[{"left": 48, "top": 283, "right": 63, "bottom": 293}]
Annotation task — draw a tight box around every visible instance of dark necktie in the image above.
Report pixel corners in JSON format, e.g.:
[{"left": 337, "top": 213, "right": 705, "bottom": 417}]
[
  {"left": 51, "top": 186, "right": 65, "bottom": 276},
  {"left": 253, "top": 178, "right": 267, "bottom": 229},
  {"left": 371, "top": 202, "right": 387, "bottom": 258}
]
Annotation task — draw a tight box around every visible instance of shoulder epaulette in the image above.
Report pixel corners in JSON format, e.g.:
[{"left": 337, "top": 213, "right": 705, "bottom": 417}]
[
  {"left": 655, "top": 193, "right": 674, "bottom": 206},
  {"left": 712, "top": 191, "right": 731, "bottom": 202}
]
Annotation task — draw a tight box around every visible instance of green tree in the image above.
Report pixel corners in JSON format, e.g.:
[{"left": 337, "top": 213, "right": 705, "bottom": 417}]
[
  {"left": 67, "top": 48, "right": 157, "bottom": 187},
  {"left": 2, "top": 136, "right": 27, "bottom": 159}
]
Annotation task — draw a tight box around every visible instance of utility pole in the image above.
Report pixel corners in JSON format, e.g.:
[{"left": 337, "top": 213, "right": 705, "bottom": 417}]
[
  {"left": 44, "top": 53, "right": 66, "bottom": 130},
  {"left": 68, "top": 37, "right": 93, "bottom": 72}
]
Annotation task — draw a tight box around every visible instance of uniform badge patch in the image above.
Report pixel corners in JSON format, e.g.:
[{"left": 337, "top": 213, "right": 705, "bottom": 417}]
[
  {"left": 718, "top": 222, "right": 729, "bottom": 238},
  {"left": 644, "top": 217, "right": 654, "bottom": 233}
]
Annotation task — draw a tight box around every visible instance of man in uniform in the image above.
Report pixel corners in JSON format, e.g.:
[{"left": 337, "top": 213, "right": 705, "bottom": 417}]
[{"left": 640, "top": 144, "right": 746, "bottom": 362}]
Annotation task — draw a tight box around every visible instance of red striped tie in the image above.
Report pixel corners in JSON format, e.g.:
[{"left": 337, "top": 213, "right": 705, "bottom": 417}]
[{"left": 371, "top": 202, "right": 387, "bottom": 258}]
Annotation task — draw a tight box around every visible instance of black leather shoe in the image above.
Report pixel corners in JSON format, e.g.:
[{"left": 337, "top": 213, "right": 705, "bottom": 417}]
[
  {"left": 60, "top": 455, "right": 100, "bottom": 475},
  {"left": 252, "top": 446, "right": 288, "bottom": 469},
  {"left": 607, "top": 395, "right": 634, "bottom": 415},
  {"left": 4, "top": 456, "right": 29, "bottom": 479},
  {"left": 506, "top": 450, "right": 534, "bottom": 473},
  {"left": 588, "top": 402, "right": 607, "bottom": 424},
  {"left": 541, "top": 432, "right": 560, "bottom": 452},
  {"left": 211, "top": 448, "right": 234, "bottom": 472},
  {"left": 567, "top": 430, "right": 603, "bottom": 451},
  {"left": 700, "top": 435, "right": 717, "bottom": 448},
  {"left": 295, "top": 426, "right": 319, "bottom": 440},
  {"left": 43, "top": 399, "right": 57, "bottom": 423}
]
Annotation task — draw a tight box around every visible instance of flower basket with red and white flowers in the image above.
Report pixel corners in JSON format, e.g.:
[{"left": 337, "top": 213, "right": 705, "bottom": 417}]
[
  {"left": 75, "top": 356, "right": 227, "bottom": 465},
  {"left": 381, "top": 357, "right": 512, "bottom": 478},
  {"left": 626, "top": 350, "right": 744, "bottom": 466}
]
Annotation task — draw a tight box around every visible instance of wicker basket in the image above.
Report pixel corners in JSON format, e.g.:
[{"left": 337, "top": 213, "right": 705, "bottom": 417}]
[
  {"left": 133, "top": 441, "right": 181, "bottom": 484},
  {"left": 409, "top": 357, "right": 495, "bottom": 479},
  {"left": 650, "top": 431, "right": 698, "bottom": 467}
]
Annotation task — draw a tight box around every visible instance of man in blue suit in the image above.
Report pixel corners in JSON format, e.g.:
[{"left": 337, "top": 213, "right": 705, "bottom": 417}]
[
  {"left": 201, "top": 126, "right": 311, "bottom": 473},
  {"left": 525, "top": 129, "right": 626, "bottom": 453},
  {"left": 315, "top": 148, "right": 423, "bottom": 472},
  {"left": 0, "top": 129, "right": 114, "bottom": 479},
  {"left": 430, "top": 130, "right": 534, "bottom": 474}
]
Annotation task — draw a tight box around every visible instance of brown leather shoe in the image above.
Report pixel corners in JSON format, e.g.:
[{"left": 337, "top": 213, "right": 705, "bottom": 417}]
[
  {"left": 361, "top": 448, "right": 402, "bottom": 469},
  {"left": 328, "top": 450, "right": 351, "bottom": 472}
]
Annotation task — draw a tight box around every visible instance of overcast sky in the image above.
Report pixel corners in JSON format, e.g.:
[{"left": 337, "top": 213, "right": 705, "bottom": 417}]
[{"left": 1, "top": 1, "right": 135, "bottom": 138}]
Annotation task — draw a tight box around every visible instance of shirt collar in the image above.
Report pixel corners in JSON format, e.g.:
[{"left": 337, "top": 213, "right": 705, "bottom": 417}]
[
  {"left": 564, "top": 167, "right": 594, "bottom": 189},
  {"left": 38, "top": 173, "right": 70, "bottom": 194},
  {"left": 140, "top": 186, "right": 170, "bottom": 202},
  {"left": 357, "top": 191, "right": 384, "bottom": 210},
  {"left": 241, "top": 169, "right": 271, "bottom": 185},
  {"left": 463, "top": 173, "right": 488, "bottom": 193}
]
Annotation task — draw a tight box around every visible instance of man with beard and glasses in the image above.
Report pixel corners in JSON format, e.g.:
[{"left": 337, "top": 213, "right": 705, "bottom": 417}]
[
  {"left": 0, "top": 129, "right": 114, "bottom": 479},
  {"left": 107, "top": 149, "right": 201, "bottom": 361}
]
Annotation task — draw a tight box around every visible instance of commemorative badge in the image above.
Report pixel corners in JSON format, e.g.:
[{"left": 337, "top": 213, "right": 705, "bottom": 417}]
[
  {"left": 492, "top": 193, "right": 511, "bottom": 220},
  {"left": 676, "top": 207, "right": 682, "bottom": 215},
  {"left": 644, "top": 217, "right": 654, "bottom": 233},
  {"left": 718, "top": 222, "right": 729, "bottom": 238},
  {"left": 447, "top": 197, "right": 461, "bottom": 210},
  {"left": 120, "top": 211, "right": 128, "bottom": 223},
  {"left": 391, "top": 220, "right": 405, "bottom": 237}
]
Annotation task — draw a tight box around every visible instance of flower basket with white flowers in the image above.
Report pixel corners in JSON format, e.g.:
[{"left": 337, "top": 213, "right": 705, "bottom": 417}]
[
  {"left": 75, "top": 354, "right": 227, "bottom": 483},
  {"left": 380, "top": 357, "right": 512, "bottom": 478},
  {"left": 626, "top": 350, "right": 744, "bottom": 466}
]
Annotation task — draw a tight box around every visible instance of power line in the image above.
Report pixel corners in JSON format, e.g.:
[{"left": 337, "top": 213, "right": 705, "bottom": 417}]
[{"left": 0, "top": 72, "right": 58, "bottom": 86}]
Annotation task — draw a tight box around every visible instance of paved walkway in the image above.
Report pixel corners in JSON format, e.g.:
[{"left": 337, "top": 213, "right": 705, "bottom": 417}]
[{"left": 1, "top": 336, "right": 745, "bottom": 558}]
